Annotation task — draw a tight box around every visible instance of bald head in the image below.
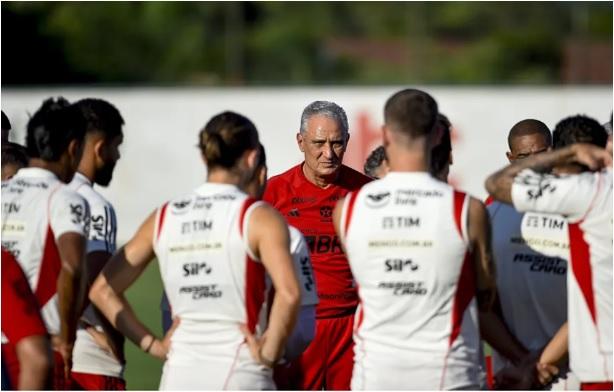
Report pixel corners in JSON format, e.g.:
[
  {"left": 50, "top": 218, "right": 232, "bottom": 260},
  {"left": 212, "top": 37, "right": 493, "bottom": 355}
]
[{"left": 506, "top": 119, "right": 552, "bottom": 162}]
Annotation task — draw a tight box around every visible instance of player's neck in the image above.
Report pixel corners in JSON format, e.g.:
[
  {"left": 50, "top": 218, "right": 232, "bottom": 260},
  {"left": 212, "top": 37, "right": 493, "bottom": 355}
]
[
  {"left": 29, "top": 158, "right": 73, "bottom": 183},
  {"left": 76, "top": 161, "right": 96, "bottom": 183},
  {"left": 387, "top": 149, "right": 430, "bottom": 173},
  {"left": 207, "top": 169, "right": 243, "bottom": 187},
  {"left": 302, "top": 163, "right": 338, "bottom": 189}
]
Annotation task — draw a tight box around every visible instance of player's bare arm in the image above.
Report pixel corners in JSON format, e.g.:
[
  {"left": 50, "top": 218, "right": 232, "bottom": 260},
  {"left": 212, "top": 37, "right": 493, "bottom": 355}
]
[
  {"left": 15, "top": 335, "right": 51, "bottom": 390},
  {"left": 56, "top": 231, "right": 87, "bottom": 374},
  {"left": 243, "top": 203, "right": 301, "bottom": 367},
  {"left": 83, "top": 250, "right": 126, "bottom": 361},
  {"left": 485, "top": 144, "right": 612, "bottom": 204},
  {"left": 90, "top": 210, "right": 178, "bottom": 360},
  {"left": 535, "top": 322, "right": 568, "bottom": 385}
]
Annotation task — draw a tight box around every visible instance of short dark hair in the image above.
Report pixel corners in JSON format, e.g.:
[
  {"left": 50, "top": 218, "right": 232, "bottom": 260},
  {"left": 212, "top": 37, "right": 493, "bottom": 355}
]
[
  {"left": 1, "top": 142, "right": 28, "bottom": 169},
  {"left": 26, "top": 97, "right": 87, "bottom": 161},
  {"left": 199, "top": 111, "right": 259, "bottom": 169},
  {"left": 364, "top": 146, "right": 387, "bottom": 178},
  {"left": 507, "top": 119, "right": 552, "bottom": 150},
  {"left": 384, "top": 88, "right": 438, "bottom": 139},
  {"left": 2, "top": 111, "right": 11, "bottom": 131},
  {"left": 75, "top": 98, "right": 124, "bottom": 139},
  {"left": 430, "top": 114, "right": 452, "bottom": 177},
  {"left": 256, "top": 143, "right": 267, "bottom": 169},
  {"left": 553, "top": 115, "right": 607, "bottom": 149}
]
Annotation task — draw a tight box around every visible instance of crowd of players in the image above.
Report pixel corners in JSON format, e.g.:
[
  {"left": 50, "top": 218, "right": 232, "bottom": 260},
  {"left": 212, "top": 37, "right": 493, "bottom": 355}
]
[{"left": 0, "top": 88, "right": 611, "bottom": 391}]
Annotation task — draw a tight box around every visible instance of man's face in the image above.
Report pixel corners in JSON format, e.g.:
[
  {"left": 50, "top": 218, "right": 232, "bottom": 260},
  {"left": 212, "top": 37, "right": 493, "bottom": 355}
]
[
  {"left": 95, "top": 134, "right": 123, "bottom": 186},
  {"left": 297, "top": 115, "right": 348, "bottom": 178},
  {"left": 507, "top": 133, "right": 550, "bottom": 162}
]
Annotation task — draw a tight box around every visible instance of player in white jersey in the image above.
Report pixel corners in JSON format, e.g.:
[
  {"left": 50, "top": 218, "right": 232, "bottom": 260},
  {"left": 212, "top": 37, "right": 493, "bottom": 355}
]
[
  {"left": 158, "top": 143, "right": 319, "bottom": 365},
  {"left": 1, "top": 97, "right": 90, "bottom": 389},
  {"left": 68, "top": 98, "right": 127, "bottom": 390},
  {"left": 487, "top": 119, "right": 580, "bottom": 389},
  {"left": 486, "top": 116, "right": 613, "bottom": 390},
  {"left": 333, "top": 88, "right": 530, "bottom": 390},
  {"left": 90, "top": 111, "right": 301, "bottom": 390}
]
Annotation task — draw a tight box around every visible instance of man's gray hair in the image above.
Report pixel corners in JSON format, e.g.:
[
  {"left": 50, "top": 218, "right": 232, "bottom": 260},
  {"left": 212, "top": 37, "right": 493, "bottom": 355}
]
[{"left": 300, "top": 101, "right": 349, "bottom": 135}]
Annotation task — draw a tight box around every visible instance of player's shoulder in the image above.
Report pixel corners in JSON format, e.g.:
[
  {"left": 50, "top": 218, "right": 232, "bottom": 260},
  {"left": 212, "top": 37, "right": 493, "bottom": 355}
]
[
  {"left": 53, "top": 183, "right": 89, "bottom": 206},
  {"left": 267, "top": 164, "right": 301, "bottom": 188},
  {"left": 74, "top": 183, "right": 113, "bottom": 212},
  {"left": 340, "top": 165, "right": 372, "bottom": 188}
]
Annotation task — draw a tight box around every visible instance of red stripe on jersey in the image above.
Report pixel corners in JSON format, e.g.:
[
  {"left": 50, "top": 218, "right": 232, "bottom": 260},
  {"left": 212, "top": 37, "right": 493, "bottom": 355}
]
[
  {"left": 449, "top": 251, "right": 476, "bottom": 346},
  {"left": 484, "top": 195, "right": 494, "bottom": 206},
  {"left": 245, "top": 257, "right": 266, "bottom": 333},
  {"left": 581, "top": 382, "right": 614, "bottom": 390},
  {"left": 453, "top": 191, "right": 466, "bottom": 240},
  {"left": 239, "top": 197, "right": 257, "bottom": 237},
  {"left": 343, "top": 191, "right": 360, "bottom": 238},
  {"left": 2, "top": 249, "right": 46, "bottom": 345},
  {"left": 35, "top": 226, "right": 62, "bottom": 307},
  {"left": 569, "top": 222, "right": 596, "bottom": 323},
  {"left": 156, "top": 202, "right": 169, "bottom": 241}
]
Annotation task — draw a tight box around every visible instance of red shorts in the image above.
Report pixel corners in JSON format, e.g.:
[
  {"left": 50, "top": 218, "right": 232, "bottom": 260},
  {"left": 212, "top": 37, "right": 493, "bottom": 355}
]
[
  {"left": 275, "top": 313, "right": 354, "bottom": 390},
  {"left": 71, "top": 371, "right": 126, "bottom": 390},
  {"left": 581, "top": 382, "right": 613, "bottom": 390}
]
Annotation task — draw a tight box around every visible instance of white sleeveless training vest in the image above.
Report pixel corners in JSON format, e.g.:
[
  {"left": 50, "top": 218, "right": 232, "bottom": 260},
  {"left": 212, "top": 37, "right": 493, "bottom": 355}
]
[
  {"left": 341, "top": 172, "right": 481, "bottom": 390},
  {"left": 1, "top": 168, "right": 90, "bottom": 339},
  {"left": 153, "top": 182, "right": 274, "bottom": 390}
]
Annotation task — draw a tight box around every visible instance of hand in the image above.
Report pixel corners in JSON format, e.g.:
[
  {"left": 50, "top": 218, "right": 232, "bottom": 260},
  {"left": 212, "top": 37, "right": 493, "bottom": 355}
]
[
  {"left": 52, "top": 337, "right": 74, "bottom": 379},
  {"left": 571, "top": 144, "right": 612, "bottom": 170},
  {"left": 494, "top": 351, "right": 548, "bottom": 390},
  {"left": 495, "top": 364, "right": 534, "bottom": 390},
  {"left": 85, "top": 324, "right": 113, "bottom": 354},
  {"left": 148, "top": 317, "right": 180, "bottom": 360},
  {"left": 536, "top": 362, "right": 560, "bottom": 386},
  {"left": 239, "top": 324, "right": 275, "bottom": 368}
]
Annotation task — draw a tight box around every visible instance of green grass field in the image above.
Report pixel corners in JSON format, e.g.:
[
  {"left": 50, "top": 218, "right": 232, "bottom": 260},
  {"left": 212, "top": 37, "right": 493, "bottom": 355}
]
[{"left": 123, "top": 261, "right": 165, "bottom": 390}]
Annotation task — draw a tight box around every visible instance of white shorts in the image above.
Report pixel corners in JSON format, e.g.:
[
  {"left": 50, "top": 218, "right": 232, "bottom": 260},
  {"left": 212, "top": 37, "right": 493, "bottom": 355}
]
[{"left": 159, "top": 343, "right": 275, "bottom": 390}]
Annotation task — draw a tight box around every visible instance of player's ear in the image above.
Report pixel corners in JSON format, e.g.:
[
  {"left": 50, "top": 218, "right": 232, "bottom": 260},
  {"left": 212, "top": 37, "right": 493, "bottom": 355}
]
[
  {"left": 505, "top": 151, "right": 514, "bottom": 163},
  {"left": 93, "top": 138, "right": 106, "bottom": 166},
  {"left": 68, "top": 138, "right": 84, "bottom": 166},
  {"left": 382, "top": 125, "right": 390, "bottom": 148},
  {"left": 245, "top": 148, "right": 258, "bottom": 170},
  {"left": 296, "top": 132, "right": 305, "bottom": 153}
]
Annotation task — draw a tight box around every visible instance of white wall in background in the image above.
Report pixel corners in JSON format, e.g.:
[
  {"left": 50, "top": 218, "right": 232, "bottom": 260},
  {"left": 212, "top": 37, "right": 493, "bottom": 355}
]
[{"left": 2, "top": 86, "right": 611, "bottom": 243}]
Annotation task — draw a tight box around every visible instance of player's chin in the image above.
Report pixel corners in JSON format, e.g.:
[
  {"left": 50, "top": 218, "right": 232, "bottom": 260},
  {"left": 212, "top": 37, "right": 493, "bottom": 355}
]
[{"left": 317, "top": 163, "right": 341, "bottom": 175}]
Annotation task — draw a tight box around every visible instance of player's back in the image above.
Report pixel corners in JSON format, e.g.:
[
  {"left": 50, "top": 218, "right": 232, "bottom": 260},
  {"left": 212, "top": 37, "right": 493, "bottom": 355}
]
[
  {"left": 511, "top": 167, "right": 613, "bottom": 383},
  {"left": 566, "top": 169, "right": 612, "bottom": 382},
  {"left": 488, "top": 202, "right": 568, "bottom": 369},
  {"left": 1, "top": 167, "right": 89, "bottom": 336},
  {"left": 154, "top": 182, "right": 273, "bottom": 389},
  {"left": 342, "top": 172, "right": 480, "bottom": 390}
]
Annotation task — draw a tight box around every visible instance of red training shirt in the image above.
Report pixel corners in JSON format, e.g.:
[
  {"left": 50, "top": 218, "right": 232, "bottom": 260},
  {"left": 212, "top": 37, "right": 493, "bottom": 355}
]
[{"left": 264, "top": 163, "right": 371, "bottom": 318}]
